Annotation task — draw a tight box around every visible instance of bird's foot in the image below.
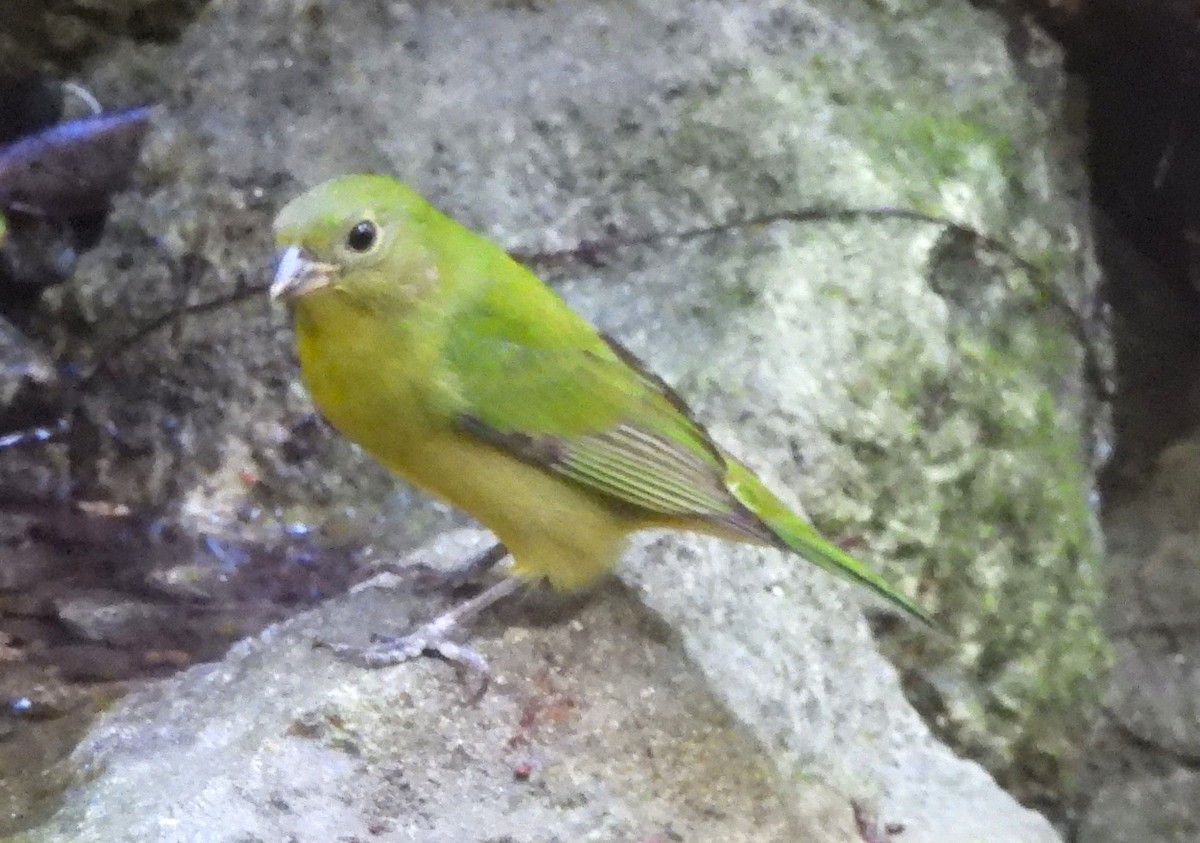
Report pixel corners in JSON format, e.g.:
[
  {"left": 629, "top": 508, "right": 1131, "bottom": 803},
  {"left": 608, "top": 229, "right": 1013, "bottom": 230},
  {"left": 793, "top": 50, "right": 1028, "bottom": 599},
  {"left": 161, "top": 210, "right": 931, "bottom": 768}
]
[
  {"left": 316, "top": 576, "right": 523, "bottom": 699},
  {"left": 321, "top": 616, "right": 493, "bottom": 693}
]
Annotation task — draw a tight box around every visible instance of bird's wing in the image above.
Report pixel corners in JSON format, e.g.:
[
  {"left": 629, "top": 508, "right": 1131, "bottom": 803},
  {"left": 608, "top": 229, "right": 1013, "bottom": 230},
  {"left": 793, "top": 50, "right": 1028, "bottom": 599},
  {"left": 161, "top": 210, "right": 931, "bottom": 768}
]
[
  {"left": 439, "top": 294, "right": 768, "bottom": 536},
  {"left": 437, "top": 282, "right": 931, "bottom": 623}
]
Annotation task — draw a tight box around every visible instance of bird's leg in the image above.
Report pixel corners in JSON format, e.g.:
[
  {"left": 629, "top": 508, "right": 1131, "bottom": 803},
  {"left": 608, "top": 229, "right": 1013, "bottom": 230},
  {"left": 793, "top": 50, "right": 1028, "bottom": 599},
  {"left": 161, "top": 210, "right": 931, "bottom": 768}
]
[
  {"left": 321, "top": 576, "right": 523, "bottom": 689},
  {"left": 409, "top": 541, "right": 509, "bottom": 594}
]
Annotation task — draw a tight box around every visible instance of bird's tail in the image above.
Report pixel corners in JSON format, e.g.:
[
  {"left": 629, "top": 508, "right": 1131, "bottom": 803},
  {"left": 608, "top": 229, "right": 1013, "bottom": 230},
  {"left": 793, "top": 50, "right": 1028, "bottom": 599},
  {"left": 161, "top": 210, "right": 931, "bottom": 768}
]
[{"left": 724, "top": 458, "right": 933, "bottom": 626}]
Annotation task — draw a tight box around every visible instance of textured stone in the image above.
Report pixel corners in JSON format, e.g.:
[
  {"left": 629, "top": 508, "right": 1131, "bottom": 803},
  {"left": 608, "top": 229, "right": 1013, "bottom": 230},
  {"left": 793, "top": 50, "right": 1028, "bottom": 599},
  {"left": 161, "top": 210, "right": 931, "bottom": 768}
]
[
  {"left": 1080, "top": 768, "right": 1200, "bottom": 843},
  {"left": 4, "top": 0, "right": 1108, "bottom": 838},
  {"left": 18, "top": 531, "right": 816, "bottom": 843}
]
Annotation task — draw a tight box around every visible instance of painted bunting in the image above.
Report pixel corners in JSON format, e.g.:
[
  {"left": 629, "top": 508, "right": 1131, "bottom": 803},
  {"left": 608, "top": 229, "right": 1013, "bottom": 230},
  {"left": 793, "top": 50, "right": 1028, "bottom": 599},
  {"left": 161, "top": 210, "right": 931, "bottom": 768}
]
[{"left": 272, "top": 174, "right": 929, "bottom": 671}]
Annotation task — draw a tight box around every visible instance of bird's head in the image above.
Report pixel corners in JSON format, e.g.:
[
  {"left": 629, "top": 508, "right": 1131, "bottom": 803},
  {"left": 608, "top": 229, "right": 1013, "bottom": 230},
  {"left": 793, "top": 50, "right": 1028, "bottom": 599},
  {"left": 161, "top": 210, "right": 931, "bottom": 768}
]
[{"left": 271, "top": 174, "right": 438, "bottom": 310}]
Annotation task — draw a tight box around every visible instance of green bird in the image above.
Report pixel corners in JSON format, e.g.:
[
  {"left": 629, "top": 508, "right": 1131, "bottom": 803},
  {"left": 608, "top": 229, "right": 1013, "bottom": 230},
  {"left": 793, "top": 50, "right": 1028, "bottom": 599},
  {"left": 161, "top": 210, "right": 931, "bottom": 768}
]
[{"left": 271, "top": 174, "right": 929, "bottom": 671}]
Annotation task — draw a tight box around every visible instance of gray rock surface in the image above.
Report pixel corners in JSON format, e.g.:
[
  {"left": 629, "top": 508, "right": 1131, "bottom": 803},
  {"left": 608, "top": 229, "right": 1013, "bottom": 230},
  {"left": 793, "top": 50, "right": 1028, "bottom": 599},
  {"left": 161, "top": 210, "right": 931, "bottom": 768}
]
[
  {"left": 1079, "top": 434, "right": 1200, "bottom": 842},
  {"left": 22, "top": 530, "right": 1049, "bottom": 843},
  {"left": 2, "top": 0, "right": 1107, "bottom": 839},
  {"left": 0, "top": 316, "right": 57, "bottom": 419},
  {"left": 18, "top": 531, "right": 818, "bottom": 843},
  {"left": 1079, "top": 769, "right": 1200, "bottom": 843},
  {"left": 0, "top": 0, "right": 205, "bottom": 73}
]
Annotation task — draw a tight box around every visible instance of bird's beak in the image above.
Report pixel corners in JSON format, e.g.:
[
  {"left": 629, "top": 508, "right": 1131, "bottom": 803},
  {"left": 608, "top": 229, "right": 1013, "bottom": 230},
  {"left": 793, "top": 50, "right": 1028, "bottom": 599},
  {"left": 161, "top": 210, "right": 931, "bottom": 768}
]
[{"left": 270, "top": 245, "right": 336, "bottom": 301}]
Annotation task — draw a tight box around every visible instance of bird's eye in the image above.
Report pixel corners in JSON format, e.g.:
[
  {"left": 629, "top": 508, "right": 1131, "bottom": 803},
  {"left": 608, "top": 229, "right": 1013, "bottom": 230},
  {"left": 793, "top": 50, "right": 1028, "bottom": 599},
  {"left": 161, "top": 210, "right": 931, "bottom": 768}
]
[{"left": 346, "top": 220, "right": 377, "bottom": 252}]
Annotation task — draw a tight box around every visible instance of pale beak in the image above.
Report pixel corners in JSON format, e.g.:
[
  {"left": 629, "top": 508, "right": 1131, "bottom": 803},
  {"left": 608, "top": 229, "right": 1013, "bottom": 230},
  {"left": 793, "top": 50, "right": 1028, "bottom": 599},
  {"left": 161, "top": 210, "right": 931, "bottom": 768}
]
[{"left": 270, "top": 245, "right": 336, "bottom": 301}]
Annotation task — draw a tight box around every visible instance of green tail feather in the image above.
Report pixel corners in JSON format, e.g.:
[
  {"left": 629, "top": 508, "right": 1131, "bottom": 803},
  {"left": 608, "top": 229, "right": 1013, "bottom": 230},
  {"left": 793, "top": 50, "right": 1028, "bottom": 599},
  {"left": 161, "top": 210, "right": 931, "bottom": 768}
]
[
  {"left": 768, "top": 513, "right": 933, "bottom": 625},
  {"left": 725, "top": 459, "right": 933, "bottom": 626}
]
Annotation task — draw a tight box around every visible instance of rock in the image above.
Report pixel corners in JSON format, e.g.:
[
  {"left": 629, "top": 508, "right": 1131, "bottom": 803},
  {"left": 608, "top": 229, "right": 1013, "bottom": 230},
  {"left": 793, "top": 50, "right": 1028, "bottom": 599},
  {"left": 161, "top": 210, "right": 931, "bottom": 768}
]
[
  {"left": 5, "top": 0, "right": 1107, "bottom": 837},
  {"left": 22, "top": 531, "right": 1059, "bottom": 843},
  {"left": 1081, "top": 433, "right": 1200, "bottom": 838},
  {"left": 0, "top": 315, "right": 58, "bottom": 418},
  {"left": 0, "top": 2, "right": 207, "bottom": 73},
  {"left": 1106, "top": 638, "right": 1200, "bottom": 760},
  {"left": 19, "top": 531, "right": 818, "bottom": 843},
  {"left": 0, "top": 539, "right": 70, "bottom": 593},
  {"left": 34, "top": 643, "right": 138, "bottom": 682},
  {"left": 0, "top": 213, "right": 82, "bottom": 291},
  {"left": 1079, "top": 769, "right": 1200, "bottom": 843},
  {"left": 51, "top": 590, "right": 177, "bottom": 648}
]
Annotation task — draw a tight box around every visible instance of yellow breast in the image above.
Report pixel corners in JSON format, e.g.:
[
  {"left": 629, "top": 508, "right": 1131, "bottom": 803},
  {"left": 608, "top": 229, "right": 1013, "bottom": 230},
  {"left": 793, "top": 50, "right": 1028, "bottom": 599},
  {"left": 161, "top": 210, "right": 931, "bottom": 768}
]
[{"left": 291, "top": 295, "right": 636, "bottom": 591}]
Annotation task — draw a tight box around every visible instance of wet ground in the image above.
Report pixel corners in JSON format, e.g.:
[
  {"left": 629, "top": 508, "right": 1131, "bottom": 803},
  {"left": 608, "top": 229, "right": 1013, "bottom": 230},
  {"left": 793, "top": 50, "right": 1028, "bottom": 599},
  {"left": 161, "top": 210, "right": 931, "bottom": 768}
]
[{"left": 0, "top": 492, "right": 373, "bottom": 836}]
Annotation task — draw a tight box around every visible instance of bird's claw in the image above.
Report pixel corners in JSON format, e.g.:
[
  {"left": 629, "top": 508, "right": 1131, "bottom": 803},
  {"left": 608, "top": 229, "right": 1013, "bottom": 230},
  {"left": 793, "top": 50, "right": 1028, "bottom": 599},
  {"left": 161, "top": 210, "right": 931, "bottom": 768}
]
[
  {"left": 314, "top": 620, "right": 492, "bottom": 701},
  {"left": 314, "top": 575, "right": 518, "bottom": 703}
]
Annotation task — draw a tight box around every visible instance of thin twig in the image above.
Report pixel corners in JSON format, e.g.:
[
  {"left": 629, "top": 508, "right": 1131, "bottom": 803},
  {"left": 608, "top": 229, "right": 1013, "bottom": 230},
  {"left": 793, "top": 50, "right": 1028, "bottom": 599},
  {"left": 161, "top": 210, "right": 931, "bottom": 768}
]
[
  {"left": 0, "top": 281, "right": 270, "bottom": 452},
  {"left": 2, "top": 203, "right": 1109, "bottom": 452},
  {"left": 516, "top": 205, "right": 1112, "bottom": 402}
]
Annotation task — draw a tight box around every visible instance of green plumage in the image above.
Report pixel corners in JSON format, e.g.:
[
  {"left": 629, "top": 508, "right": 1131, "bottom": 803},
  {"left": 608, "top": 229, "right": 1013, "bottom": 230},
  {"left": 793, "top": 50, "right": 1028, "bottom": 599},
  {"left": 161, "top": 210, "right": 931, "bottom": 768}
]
[{"left": 273, "top": 174, "right": 931, "bottom": 623}]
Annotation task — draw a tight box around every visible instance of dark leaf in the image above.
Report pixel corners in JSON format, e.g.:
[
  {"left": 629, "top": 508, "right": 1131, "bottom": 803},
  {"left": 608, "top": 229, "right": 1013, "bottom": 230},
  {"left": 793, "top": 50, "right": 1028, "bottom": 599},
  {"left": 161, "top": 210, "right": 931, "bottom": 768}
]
[{"left": 0, "top": 106, "right": 152, "bottom": 219}]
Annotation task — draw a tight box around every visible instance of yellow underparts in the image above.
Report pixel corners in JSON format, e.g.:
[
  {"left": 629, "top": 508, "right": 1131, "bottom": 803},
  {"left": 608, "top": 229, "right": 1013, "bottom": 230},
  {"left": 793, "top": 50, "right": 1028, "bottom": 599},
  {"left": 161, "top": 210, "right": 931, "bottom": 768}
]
[
  {"left": 397, "top": 435, "right": 639, "bottom": 591},
  {"left": 292, "top": 292, "right": 643, "bottom": 592}
]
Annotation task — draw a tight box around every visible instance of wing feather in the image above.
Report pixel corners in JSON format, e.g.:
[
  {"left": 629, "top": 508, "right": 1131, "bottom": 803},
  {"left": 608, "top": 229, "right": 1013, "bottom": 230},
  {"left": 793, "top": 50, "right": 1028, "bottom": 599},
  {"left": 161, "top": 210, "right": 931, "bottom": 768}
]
[{"left": 442, "top": 291, "right": 747, "bottom": 522}]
